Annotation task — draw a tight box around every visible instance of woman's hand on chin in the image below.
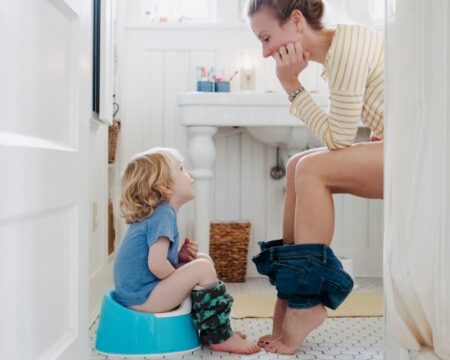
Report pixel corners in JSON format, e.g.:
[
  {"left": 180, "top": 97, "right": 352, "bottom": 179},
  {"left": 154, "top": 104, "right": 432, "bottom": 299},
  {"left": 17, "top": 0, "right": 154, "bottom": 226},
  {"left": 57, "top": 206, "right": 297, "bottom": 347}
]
[{"left": 274, "top": 42, "right": 310, "bottom": 94}]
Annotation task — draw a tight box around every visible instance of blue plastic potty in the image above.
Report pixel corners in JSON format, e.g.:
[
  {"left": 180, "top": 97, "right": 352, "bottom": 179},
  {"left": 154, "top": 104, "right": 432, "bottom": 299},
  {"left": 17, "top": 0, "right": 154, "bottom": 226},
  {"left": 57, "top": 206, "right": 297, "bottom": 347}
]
[{"left": 95, "top": 290, "right": 201, "bottom": 356}]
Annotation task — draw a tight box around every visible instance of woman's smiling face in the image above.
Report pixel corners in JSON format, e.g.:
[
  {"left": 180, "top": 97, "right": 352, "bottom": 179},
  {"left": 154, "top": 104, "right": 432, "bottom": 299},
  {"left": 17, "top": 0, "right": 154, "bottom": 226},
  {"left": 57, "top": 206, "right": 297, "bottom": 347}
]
[{"left": 250, "top": 8, "right": 299, "bottom": 58}]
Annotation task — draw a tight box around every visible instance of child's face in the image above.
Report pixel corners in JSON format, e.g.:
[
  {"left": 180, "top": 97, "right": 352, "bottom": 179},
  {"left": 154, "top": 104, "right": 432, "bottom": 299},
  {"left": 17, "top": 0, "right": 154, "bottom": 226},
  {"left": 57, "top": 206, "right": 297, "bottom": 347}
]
[{"left": 171, "top": 158, "right": 195, "bottom": 203}]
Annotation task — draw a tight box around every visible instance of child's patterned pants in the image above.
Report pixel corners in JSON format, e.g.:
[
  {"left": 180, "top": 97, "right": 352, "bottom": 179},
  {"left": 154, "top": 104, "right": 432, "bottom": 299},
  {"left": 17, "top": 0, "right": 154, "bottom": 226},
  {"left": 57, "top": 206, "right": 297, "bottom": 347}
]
[{"left": 191, "top": 280, "right": 234, "bottom": 344}]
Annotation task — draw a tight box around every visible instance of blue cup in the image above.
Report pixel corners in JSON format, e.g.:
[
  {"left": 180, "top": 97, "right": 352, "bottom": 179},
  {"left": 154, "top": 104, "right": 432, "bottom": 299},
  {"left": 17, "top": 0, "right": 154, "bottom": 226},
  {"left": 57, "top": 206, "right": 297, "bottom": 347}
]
[
  {"left": 214, "top": 81, "right": 230, "bottom": 92},
  {"left": 196, "top": 81, "right": 214, "bottom": 92}
]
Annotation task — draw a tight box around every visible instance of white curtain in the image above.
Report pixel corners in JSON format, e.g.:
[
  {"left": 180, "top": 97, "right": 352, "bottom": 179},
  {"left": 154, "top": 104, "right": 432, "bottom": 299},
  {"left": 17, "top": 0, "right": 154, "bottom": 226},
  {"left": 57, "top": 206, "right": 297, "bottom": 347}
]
[{"left": 385, "top": 0, "right": 450, "bottom": 359}]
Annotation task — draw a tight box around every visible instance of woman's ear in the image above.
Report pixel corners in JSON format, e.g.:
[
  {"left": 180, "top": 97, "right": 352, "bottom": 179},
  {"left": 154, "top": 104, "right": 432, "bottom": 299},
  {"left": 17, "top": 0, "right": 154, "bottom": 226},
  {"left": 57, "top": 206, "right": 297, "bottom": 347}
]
[{"left": 290, "top": 9, "right": 305, "bottom": 32}]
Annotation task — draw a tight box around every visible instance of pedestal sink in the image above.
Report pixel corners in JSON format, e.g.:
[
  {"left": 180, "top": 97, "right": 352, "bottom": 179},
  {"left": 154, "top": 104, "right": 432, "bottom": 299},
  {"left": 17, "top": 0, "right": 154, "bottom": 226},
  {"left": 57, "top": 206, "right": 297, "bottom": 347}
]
[
  {"left": 178, "top": 92, "right": 328, "bottom": 126},
  {"left": 177, "top": 91, "right": 328, "bottom": 251}
]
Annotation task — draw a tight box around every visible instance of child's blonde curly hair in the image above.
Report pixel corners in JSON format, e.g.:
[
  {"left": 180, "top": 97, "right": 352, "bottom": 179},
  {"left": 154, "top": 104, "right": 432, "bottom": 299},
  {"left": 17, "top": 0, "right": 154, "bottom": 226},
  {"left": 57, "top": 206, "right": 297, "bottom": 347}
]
[{"left": 119, "top": 148, "right": 183, "bottom": 224}]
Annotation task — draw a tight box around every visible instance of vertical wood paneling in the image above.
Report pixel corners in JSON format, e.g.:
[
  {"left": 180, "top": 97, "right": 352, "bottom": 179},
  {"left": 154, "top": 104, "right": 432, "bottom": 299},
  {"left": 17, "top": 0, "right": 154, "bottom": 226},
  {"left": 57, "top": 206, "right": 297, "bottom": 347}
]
[
  {"left": 212, "top": 132, "right": 229, "bottom": 220},
  {"left": 264, "top": 146, "right": 285, "bottom": 240},
  {"left": 215, "top": 49, "right": 241, "bottom": 92},
  {"left": 333, "top": 194, "right": 346, "bottom": 247},
  {"left": 224, "top": 135, "right": 242, "bottom": 218},
  {"left": 120, "top": 46, "right": 147, "bottom": 163},
  {"left": 368, "top": 199, "right": 384, "bottom": 248},
  {"left": 212, "top": 129, "right": 242, "bottom": 221},
  {"left": 346, "top": 196, "right": 369, "bottom": 248},
  {"left": 163, "top": 51, "right": 190, "bottom": 148},
  {"left": 143, "top": 50, "right": 165, "bottom": 148},
  {"left": 240, "top": 133, "right": 267, "bottom": 277}
]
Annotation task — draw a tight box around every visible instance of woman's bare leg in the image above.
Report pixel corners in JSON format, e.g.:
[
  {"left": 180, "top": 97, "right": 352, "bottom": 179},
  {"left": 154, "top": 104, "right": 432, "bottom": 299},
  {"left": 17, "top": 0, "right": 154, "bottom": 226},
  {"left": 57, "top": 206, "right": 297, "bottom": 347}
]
[
  {"left": 259, "top": 147, "right": 327, "bottom": 347},
  {"left": 283, "top": 147, "right": 328, "bottom": 244},
  {"left": 268, "top": 141, "right": 384, "bottom": 355},
  {"left": 294, "top": 142, "right": 383, "bottom": 246}
]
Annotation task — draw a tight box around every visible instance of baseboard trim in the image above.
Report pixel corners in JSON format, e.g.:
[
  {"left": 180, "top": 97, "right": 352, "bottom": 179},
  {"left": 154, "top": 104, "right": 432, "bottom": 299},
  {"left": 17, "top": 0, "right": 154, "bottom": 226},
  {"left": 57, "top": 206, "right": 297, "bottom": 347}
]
[{"left": 89, "top": 259, "right": 114, "bottom": 325}]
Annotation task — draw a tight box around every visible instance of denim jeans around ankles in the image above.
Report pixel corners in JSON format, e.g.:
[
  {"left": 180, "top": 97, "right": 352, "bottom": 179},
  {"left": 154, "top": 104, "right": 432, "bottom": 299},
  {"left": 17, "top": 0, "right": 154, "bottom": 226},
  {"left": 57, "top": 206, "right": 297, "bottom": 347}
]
[{"left": 252, "top": 240, "right": 354, "bottom": 310}]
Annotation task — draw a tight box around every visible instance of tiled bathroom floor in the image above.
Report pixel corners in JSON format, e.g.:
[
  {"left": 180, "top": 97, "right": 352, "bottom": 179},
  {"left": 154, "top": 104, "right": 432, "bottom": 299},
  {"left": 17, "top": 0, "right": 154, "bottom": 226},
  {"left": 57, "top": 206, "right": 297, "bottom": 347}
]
[{"left": 89, "top": 278, "right": 383, "bottom": 360}]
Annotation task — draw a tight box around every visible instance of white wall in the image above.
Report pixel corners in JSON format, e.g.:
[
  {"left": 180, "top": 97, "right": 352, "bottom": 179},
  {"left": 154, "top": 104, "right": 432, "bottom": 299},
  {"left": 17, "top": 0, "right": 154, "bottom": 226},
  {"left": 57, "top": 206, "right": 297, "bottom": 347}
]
[
  {"left": 88, "top": 121, "right": 110, "bottom": 322},
  {"left": 113, "top": 0, "right": 383, "bottom": 277},
  {"left": 89, "top": 123, "right": 108, "bottom": 274}
]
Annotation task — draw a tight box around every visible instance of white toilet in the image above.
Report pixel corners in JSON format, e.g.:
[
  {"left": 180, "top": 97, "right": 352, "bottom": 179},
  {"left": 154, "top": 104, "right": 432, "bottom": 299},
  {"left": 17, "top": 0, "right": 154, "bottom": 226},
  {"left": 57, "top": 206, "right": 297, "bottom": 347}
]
[{"left": 340, "top": 256, "right": 358, "bottom": 290}]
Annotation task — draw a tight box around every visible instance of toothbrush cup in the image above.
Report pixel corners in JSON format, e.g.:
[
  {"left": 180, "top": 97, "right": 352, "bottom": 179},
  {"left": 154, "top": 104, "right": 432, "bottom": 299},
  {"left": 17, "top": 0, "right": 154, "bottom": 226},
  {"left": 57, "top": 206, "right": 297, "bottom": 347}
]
[
  {"left": 196, "top": 81, "right": 214, "bottom": 92},
  {"left": 214, "top": 81, "right": 230, "bottom": 93}
]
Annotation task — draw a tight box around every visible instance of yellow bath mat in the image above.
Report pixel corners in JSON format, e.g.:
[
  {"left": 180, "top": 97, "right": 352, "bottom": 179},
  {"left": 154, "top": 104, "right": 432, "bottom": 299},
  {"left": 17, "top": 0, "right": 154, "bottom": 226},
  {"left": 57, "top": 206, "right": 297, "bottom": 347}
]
[{"left": 230, "top": 292, "right": 383, "bottom": 318}]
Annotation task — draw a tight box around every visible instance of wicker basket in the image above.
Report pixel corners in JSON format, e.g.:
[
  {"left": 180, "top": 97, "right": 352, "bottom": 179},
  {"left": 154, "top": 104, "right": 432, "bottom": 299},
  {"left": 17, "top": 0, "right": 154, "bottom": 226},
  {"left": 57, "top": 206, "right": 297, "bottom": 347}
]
[
  {"left": 108, "top": 199, "right": 115, "bottom": 255},
  {"left": 209, "top": 222, "right": 251, "bottom": 282},
  {"left": 108, "top": 119, "right": 121, "bottom": 164}
]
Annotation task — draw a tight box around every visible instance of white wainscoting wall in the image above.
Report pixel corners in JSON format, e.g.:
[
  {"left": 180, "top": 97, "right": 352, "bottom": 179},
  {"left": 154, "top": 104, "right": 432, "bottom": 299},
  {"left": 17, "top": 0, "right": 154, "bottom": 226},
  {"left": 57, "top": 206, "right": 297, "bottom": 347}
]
[
  {"left": 113, "top": 0, "right": 383, "bottom": 277},
  {"left": 88, "top": 121, "right": 111, "bottom": 322}
]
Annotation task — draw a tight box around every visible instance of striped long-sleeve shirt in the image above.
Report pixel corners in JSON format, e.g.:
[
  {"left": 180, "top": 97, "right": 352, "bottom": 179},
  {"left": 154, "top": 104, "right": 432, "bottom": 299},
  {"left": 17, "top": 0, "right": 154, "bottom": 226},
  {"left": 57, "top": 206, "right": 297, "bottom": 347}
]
[{"left": 290, "top": 24, "right": 384, "bottom": 149}]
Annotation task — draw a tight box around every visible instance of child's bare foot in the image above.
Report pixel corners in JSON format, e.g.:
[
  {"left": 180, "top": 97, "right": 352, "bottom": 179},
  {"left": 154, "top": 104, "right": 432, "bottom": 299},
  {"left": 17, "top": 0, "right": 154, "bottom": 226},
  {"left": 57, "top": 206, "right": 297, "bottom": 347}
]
[
  {"left": 210, "top": 333, "right": 260, "bottom": 354},
  {"left": 257, "top": 297, "right": 287, "bottom": 347},
  {"left": 201, "top": 331, "right": 246, "bottom": 345},
  {"left": 265, "top": 305, "right": 327, "bottom": 355}
]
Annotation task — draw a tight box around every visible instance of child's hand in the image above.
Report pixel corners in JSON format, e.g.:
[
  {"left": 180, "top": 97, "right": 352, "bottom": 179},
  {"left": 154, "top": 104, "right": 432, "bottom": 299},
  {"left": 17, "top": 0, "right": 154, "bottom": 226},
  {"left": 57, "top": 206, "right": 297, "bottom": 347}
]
[{"left": 178, "top": 237, "right": 199, "bottom": 263}]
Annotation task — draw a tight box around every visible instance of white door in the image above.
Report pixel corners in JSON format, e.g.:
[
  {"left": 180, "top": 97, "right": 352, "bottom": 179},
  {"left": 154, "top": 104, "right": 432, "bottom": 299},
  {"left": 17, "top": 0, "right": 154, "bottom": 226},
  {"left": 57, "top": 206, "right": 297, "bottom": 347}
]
[{"left": 0, "top": 0, "right": 91, "bottom": 359}]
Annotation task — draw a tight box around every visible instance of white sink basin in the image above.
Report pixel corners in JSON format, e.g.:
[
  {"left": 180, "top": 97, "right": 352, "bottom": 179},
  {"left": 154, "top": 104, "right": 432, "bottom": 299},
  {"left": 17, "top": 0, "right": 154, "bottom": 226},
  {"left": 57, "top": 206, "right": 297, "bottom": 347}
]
[
  {"left": 178, "top": 92, "right": 327, "bottom": 126},
  {"left": 177, "top": 92, "right": 328, "bottom": 147},
  {"left": 247, "top": 126, "right": 308, "bottom": 148}
]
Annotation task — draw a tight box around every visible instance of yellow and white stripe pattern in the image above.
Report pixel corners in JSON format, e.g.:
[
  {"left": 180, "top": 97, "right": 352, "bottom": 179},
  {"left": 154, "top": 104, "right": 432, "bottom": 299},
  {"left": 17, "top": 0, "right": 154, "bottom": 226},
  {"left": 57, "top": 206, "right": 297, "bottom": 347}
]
[{"left": 290, "top": 24, "right": 384, "bottom": 149}]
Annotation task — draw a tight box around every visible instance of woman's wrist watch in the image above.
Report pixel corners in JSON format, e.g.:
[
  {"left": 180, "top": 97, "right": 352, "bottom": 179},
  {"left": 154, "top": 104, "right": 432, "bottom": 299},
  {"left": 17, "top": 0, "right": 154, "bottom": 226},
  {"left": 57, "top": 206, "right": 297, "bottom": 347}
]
[{"left": 288, "top": 86, "right": 305, "bottom": 102}]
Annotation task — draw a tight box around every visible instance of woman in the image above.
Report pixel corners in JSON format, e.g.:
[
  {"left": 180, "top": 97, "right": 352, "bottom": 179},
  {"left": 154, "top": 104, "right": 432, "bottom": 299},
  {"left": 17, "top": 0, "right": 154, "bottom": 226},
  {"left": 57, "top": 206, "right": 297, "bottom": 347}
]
[{"left": 248, "top": 0, "right": 384, "bottom": 355}]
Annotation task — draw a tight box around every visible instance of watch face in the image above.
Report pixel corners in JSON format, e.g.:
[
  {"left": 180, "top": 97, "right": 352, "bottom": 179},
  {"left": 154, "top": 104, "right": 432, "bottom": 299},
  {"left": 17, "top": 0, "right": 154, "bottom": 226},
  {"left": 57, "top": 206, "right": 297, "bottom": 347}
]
[{"left": 289, "top": 87, "right": 304, "bottom": 102}]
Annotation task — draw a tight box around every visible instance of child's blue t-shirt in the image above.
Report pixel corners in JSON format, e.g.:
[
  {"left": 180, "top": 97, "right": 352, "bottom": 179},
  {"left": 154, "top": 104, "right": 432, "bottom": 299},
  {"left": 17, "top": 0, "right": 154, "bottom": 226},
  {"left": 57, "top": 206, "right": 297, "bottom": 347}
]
[{"left": 113, "top": 202, "right": 179, "bottom": 307}]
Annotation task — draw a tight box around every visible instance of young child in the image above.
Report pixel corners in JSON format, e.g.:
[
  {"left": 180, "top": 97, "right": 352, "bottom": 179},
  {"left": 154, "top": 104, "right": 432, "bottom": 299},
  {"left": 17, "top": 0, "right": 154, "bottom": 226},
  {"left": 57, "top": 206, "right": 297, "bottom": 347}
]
[{"left": 113, "top": 147, "right": 259, "bottom": 355}]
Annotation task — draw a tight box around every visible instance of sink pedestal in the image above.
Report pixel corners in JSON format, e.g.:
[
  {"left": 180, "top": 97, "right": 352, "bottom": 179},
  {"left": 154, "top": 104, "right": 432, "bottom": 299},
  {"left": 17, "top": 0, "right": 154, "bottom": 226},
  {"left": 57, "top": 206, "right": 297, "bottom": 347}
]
[{"left": 187, "top": 126, "right": 217, "bottom": 253}]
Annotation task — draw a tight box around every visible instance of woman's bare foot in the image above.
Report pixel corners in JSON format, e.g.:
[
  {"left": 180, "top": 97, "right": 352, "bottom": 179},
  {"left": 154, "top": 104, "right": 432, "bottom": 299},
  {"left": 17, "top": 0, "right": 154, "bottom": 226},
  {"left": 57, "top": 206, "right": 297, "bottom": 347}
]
[
  {"left": 257, "top": 298, "right": 287, "bottom": 347},
  {"left": 201, "top": 331, "right": 246, "bottom": 345},
  {"left": 210, "top": 333, "right": 260, "bottom": 354},
  {"left": 265, "top": 305, "right": 327, "bottom": 355}
]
